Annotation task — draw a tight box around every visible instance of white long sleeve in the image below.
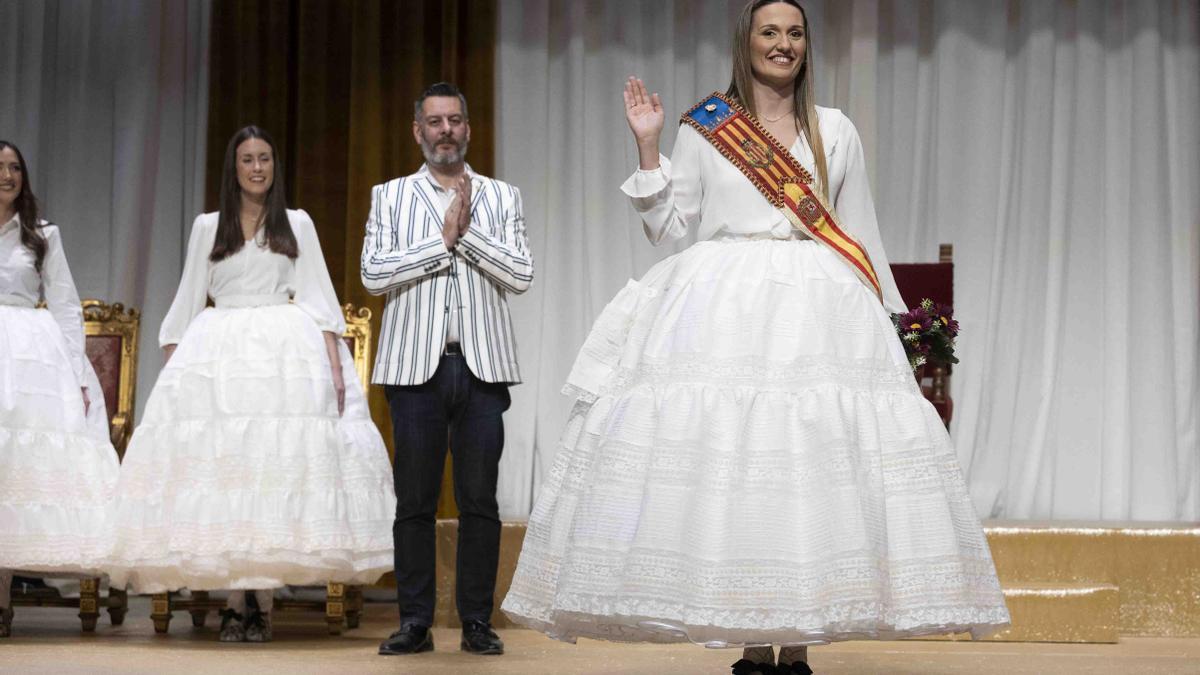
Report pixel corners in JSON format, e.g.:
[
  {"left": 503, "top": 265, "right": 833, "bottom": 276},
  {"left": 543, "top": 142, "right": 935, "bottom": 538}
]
[
  {"left": 159, "top": 213, "right": 217, "bottom": 347},
  {"left": 619, "top": 124, "right": 704, "bottom": 245},
  {"left": 40, "top": 225, "right": 87, "bottom": 383},
  {"left": 292, "top": 210, "right": 346, "bottom": 334},
  {"left": 827, "top": 115, "right": 906, "bottom": 313}
]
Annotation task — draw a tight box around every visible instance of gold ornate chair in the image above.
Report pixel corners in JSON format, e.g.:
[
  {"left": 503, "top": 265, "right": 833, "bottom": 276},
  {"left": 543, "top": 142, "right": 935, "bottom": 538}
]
[
  {"left": 11, "top": 300, "right": 139, "bottom": 631},
  {"left": 149, "top": 304, "right": 373, "bottom": 635},
  {"left": 82, "top": 300, "right": 140, "bottom": 457}
]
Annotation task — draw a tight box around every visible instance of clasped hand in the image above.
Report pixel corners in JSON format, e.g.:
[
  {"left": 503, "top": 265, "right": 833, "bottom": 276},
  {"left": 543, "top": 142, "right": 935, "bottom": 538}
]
[{"left": 442, "top": 173, "right": 472, "bottom": 250}]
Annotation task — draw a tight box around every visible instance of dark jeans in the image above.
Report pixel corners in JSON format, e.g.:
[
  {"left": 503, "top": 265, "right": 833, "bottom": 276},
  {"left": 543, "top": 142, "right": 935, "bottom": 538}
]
[{"left": 385, "top": 354, "right": 510, "bottom": 627}]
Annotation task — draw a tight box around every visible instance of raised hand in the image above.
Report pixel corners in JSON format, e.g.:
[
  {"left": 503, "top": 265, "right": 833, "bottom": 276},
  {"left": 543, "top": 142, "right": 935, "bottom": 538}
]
[
  {"left": 623, "top": 76, "right": 664, "bottom": 145},
  {"left": 623, "top": 77, "right": 664, "bottom": 170}
]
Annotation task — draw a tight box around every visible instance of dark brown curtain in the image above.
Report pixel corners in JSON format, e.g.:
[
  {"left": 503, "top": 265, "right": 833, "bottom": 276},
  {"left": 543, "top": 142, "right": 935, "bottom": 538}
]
[{"left": 206, "top": 0, "right": 496, "bottom": 516}]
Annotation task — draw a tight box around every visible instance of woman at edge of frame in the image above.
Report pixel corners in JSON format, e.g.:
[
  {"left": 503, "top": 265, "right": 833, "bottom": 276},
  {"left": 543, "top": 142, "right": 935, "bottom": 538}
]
[
  {"left": 0, "top": 139, "right": 120, "bottom": 637},
  {"left": 501, "top": 1, "right": 1010, "bottom": 672},
  {"left": 103, "top": 126, "right": 395, "bottom": 644}
]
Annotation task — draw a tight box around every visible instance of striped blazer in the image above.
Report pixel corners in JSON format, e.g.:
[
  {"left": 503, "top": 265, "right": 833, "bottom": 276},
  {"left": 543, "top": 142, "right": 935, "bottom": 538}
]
[{"left": 361, "top": 164, "right": 533, "bottom": 385}]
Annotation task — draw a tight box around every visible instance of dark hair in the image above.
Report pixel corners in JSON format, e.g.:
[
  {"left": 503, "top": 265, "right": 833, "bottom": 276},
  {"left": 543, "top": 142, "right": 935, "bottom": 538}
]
[
  {"left": 414, "top": 82, "right": 469, "bottom": 121},
  {"left": 211, "top": 126, "right": 297, "bottom": 262},
  {"left": 726, "top": 0, "right": 829, "bottom": 196},
  {"left": 0, "top": 140, "right": 48, "bottom": 272}
]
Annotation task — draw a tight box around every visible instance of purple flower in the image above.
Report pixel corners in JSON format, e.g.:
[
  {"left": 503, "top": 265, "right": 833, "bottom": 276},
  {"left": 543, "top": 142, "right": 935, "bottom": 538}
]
[
  {"left": 899, "top": 309, "right": 933, "bottom": 333},
  {"left": 931, "top": 303, "right": 958, "bottom": 337}
]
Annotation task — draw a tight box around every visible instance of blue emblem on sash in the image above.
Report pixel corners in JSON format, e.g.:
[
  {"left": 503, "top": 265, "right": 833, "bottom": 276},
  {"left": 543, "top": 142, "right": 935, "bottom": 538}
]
[{"left": 685, "top": 95, "right": 733, "bottom": 132}]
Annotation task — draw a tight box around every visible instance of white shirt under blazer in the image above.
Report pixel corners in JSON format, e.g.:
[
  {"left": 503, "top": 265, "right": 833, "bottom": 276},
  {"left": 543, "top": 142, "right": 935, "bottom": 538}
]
[{"left": 361, "top": 164, "right": 533, "bottom": 386}]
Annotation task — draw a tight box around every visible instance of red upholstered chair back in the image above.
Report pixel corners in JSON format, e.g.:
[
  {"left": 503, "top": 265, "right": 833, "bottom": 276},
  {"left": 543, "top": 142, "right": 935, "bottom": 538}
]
[
  {"left": 889, "top": 243, "right": 954, "bottom": 310},
  {"left": 85, "top": 334, "right": 123, "bottom": 423}
]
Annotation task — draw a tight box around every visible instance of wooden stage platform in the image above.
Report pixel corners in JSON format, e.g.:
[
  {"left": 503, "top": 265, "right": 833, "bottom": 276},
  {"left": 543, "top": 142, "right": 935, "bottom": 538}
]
[{"left": 2, "top": 599, "right": 1199, "bottom": 674}]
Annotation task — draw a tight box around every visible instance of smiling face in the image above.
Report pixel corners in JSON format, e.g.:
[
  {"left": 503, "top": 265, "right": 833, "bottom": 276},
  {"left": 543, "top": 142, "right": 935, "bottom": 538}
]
[
  {"left": 235, "top": 137, "right": 274, "bottom": 200},
  {"left": 413, "top": 95, "right": 470, "bottom": 168},
  {"left": 748, "top": 2, "right": 807, "bottom": 88},
  {"left": 0, "top": 146, "right": 23, "bottom": 217}
]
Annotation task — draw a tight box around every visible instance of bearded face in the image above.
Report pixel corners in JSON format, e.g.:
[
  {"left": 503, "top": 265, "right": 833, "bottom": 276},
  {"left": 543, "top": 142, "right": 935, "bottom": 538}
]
[{"left": 414, "top": 96, "right": 471, "bottom": 168}]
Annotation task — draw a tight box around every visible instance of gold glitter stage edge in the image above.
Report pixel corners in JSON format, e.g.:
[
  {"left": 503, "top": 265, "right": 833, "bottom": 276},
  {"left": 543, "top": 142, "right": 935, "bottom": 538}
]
[
  {"left": 425, "top": 521, "right": 1199, "bottom": 642},
  {"left": 982, "top": 520, "right": 1200, "bottom": 639},
  {"left": 927, "top": 582, "right": 1121, "bottom": 643}
]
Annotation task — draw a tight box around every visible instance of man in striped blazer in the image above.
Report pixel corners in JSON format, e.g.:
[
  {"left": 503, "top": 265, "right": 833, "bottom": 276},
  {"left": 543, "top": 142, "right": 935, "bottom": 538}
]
[{"left": 363, "top": 82, "right": 532, "bottom": 657}]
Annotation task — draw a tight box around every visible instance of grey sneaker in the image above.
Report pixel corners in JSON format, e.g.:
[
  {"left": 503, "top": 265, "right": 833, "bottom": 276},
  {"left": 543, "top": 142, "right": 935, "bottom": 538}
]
[
  {"left": 0, "top": 606, "right": 13, "bottom": 638},
  {"left": 244, "top": 610, "right": 272, "bottom": 643},
  {"left": 218, "top": 609, "right": 245, "bottom": 642}
]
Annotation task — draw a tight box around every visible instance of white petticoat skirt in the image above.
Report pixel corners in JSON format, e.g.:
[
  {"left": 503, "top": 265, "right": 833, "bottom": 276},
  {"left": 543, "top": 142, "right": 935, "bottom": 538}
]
[
  {"left": 501, "top": 238, "right": 1010, "bottom": 646},
  {"left": 0, "top": 304, "right": 120, "bottom": 575},
  {"left": 104, "top": 302, "right": 396, "bottom": 593}
]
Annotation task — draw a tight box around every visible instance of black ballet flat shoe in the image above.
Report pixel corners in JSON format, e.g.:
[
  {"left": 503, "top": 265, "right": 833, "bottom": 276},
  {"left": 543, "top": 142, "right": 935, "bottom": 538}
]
[
  {"left": 243, "top": 610, "right": 273, "bottom": 643},
  {"left": 779, "top": 661, "right": 814, "bottom": 675},
  {"left": 731, "top": 658, "right": 778, "bottom": 675},
  {"left": 460, "top": 619, "right": 504, "bottom": 655},
  {"left": 218, "top": 609, "right": 245, "bottom": 642},
  {"left": 378, "top": 623, "right": 433, "bottom": 655}
]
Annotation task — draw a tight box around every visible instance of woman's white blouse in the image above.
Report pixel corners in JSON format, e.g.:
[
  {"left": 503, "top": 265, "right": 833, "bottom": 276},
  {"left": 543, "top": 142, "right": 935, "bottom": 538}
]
[
  {"left": 159, "top": 209, "right": 347, "bottom": 347},
  {"left": 0, "top": 215, "right": 88, "bottom": 382},
  {"left": 620, "top": 105, "right": 906, "bottom": 313}
]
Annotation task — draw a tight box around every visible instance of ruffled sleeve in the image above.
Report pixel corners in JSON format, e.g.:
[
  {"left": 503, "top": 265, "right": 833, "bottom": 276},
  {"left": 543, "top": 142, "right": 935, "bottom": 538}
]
[
  {"left": 619, "top": 123, "right": 704, "bottom": 245},
  {"left": 291, "top": 209, "right": 346, "bottom": 334}
]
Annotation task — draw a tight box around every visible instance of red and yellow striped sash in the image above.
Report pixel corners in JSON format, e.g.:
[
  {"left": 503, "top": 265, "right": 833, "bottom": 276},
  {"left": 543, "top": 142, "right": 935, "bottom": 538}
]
[{"left": 681, "top": 93, "right": 883, "bottom": 302}]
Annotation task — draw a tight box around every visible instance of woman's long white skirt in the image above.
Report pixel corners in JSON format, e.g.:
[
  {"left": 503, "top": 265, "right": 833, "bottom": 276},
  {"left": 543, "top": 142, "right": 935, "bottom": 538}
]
[
  {"left": 0, "top": 305, "right": 119, "bottom": 575},
  {"left": 104, "top": 304, "right": 395, "bottom": 594},
  {"left": 502, "top": 238, "right": 1010, "bottom": 646}
]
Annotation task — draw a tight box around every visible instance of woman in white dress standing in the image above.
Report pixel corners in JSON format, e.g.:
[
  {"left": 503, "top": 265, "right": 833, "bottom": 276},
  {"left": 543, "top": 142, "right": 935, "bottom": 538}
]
[
  {"left": 105, "top": 126, "right": 395, "bottom": 643},
  {"left": 0, "top": 140, "right": 120, "bottom": 637},
  {"left": 502, "top": 2, "right": 1009, "bottom": 672}
]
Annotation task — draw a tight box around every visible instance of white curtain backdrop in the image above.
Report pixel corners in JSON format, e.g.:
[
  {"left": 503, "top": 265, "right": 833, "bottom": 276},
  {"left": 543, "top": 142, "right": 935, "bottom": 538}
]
[
  {"left": 496, "top": 0, "right": 1200, "bottom": 522},
  {"left": 0, "top": 0, "right": 211, "bottom": 414}
]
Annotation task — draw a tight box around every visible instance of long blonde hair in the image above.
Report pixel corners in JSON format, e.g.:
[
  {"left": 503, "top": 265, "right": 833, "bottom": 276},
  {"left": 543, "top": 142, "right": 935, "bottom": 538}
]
[{"left": 725, "top": 0, "right": 828, "bottom": 198}]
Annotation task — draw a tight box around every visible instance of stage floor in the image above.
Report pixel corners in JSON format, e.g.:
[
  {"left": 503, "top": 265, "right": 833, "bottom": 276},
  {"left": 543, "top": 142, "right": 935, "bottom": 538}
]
[{"left": 1, "top": 599, "right": 1198, "bottom": 674}]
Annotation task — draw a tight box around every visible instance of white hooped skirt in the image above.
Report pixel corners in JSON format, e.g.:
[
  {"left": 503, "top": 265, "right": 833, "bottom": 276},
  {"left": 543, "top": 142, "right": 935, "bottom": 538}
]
[
  {"left": 501, "top": 238, "right": 1011, "bottom": 646},
  {"left": 104, "top": 302, "right": 395, "bottom": 593},
  {"left": 0, "top": 304, "right": 120, "bottom": 575}
]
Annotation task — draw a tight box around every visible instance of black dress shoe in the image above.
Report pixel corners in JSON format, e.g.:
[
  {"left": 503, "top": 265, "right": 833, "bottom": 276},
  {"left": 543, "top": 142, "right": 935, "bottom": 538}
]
[
  {"left": 460, "top": 619, "right": 504, "bottom": 655},
  {"left": 378, "top": 624, "right": 433, "bottom": 655},
  {"left": 731, "top": 659, "right": 778, "bottom": 675},
  {"left": 779, "top": 661, "right": 813, "bottom": 675}
]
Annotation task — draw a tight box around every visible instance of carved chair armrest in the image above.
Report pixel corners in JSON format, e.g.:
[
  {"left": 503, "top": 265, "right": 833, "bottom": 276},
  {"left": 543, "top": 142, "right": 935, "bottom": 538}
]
[{"left": 109, "top": 413, "right": 131, "bottom": 457}]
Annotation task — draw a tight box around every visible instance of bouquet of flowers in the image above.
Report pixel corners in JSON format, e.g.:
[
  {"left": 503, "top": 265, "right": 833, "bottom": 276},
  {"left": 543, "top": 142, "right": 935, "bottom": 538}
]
[{"left": 892, "top": 298, "right": 959, "bottom": 371}]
